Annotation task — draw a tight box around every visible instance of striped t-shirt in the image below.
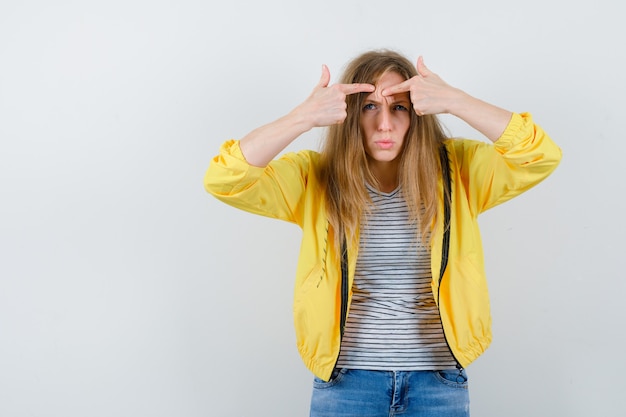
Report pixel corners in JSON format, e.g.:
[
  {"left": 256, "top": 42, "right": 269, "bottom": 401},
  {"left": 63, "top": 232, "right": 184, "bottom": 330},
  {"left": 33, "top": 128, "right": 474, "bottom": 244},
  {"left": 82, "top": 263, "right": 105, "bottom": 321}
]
[{"left": 336, "top": 184, "right": 457, "bottom": 371}]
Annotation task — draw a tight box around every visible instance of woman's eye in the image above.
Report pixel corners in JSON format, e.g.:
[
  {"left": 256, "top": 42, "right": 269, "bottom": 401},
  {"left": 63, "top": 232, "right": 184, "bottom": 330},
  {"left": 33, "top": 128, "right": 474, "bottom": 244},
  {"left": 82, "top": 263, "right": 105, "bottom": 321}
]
[
  {"left": 363, "top": 103, "right": 376, "bottom": 111},
  {"left": 394, "top": 104, "right": 409, "bottom": 111}
]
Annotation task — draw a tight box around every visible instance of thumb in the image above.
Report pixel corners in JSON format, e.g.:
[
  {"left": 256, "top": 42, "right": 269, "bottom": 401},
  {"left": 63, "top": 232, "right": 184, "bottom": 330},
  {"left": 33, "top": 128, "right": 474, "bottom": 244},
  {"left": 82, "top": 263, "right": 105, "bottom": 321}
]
[
  {"left": 416, "top": 56, "right": 430, "bottom": 77},
  {"left": 317, "top": 64, "right": 331, "bottom": 88}
]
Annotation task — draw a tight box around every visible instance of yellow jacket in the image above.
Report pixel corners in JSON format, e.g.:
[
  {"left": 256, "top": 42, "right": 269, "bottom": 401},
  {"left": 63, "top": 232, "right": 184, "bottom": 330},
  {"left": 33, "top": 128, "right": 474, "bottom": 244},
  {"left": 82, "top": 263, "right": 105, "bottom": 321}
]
[{"left": 204, "top": 112, "right": 562, "bottom": 381}]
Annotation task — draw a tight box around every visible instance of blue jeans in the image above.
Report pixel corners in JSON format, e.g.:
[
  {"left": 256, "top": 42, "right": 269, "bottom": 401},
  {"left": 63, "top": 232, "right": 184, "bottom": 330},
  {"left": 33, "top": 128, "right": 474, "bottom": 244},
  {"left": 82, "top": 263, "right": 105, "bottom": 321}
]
[{"left": 310, "top": 368, "right": 470, "bottom": 417}]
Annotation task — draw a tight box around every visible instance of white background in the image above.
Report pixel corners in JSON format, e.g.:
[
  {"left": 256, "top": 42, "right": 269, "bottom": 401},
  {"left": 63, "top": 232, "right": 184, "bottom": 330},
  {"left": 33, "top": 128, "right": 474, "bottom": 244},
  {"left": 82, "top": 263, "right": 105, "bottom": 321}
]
[{"left": 1, "top": 1, "right": 624, "bottom": 416}]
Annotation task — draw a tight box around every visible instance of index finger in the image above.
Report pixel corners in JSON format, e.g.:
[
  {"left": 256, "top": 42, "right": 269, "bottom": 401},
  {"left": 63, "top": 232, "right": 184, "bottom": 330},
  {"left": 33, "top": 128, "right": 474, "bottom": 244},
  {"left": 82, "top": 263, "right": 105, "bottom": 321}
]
[
  {"left": 381, "top": 80, "right": 411, "bottom": 96},
  {"left": 336, "top": 83, "right": 375, "bottom": 95}
]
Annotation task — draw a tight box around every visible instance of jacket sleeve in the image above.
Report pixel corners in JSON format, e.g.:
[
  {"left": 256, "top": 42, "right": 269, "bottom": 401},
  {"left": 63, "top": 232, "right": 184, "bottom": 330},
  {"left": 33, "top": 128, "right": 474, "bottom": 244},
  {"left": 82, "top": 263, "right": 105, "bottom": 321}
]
[
  {"left": 450, "top": 112, "right": 562, "bottom": 215},
  {"left": 203, "top": 139, "right": 314, "bottom": 225}
]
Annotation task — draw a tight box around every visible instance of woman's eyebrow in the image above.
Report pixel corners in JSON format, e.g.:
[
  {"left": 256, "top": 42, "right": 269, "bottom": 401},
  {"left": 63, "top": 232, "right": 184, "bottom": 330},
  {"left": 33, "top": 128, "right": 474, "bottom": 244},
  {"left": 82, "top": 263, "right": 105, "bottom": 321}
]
[{"left": 364, "top": 97, "right": 411, "bottom": 105}]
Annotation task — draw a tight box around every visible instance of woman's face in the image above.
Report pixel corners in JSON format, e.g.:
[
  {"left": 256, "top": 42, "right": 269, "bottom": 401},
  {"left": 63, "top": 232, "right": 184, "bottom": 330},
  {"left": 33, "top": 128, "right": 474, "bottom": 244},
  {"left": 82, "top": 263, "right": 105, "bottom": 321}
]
[{"left": 360, "top": 71, "right": 411, "bottom": 167}]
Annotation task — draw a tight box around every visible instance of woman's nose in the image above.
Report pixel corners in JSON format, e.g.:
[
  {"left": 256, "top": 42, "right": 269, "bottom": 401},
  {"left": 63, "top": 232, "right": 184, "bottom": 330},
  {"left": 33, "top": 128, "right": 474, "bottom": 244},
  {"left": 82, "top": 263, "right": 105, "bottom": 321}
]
[{"left": 377, "top": 108, "right": 392, "bottom": 131}]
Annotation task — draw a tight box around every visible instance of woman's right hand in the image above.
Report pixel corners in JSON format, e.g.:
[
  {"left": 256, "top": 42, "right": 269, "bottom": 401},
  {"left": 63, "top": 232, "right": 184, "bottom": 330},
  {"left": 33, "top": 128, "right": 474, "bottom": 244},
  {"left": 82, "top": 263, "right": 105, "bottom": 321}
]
[
  {"left": 291, "top": 65, "right": 375, "bottom": 129},
  {"left": 239, "top": 65, "right": 373, "bottom": 167}
]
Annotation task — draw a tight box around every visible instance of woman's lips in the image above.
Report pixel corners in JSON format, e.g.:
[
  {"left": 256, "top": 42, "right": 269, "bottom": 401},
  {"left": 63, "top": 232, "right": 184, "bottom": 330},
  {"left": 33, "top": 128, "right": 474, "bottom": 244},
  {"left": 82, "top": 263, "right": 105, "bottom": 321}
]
[{"left": 375, "top": 140, "right": 394, "bottom": 149}]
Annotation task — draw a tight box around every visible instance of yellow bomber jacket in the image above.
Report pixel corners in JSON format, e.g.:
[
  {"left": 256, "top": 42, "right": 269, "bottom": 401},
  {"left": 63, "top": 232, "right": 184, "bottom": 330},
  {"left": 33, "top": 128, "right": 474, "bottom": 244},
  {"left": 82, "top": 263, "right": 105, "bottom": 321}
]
[{"left": 204, "top": 112, "right": 562, "bottom": 381}]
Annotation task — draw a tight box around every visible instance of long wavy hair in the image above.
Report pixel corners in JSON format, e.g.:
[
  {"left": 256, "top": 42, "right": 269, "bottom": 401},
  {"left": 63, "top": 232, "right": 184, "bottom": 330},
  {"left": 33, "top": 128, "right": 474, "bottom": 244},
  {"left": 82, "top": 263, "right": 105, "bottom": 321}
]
[{"left": 318, "top": 49, "right": 449, "bottom": 249}]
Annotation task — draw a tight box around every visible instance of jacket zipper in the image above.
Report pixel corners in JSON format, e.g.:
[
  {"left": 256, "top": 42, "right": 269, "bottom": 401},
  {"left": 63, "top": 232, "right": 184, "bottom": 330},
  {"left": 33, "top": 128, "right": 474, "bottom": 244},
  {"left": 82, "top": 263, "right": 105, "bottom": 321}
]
[
  {"left": 329, "top": 238, "right": 349, "bottom": 381},
  {"left": 437, "top": 144, "right": 463, "bottom": 370},
  {"left": 339, "top": 239, "right": 349, "bottom": 338}
]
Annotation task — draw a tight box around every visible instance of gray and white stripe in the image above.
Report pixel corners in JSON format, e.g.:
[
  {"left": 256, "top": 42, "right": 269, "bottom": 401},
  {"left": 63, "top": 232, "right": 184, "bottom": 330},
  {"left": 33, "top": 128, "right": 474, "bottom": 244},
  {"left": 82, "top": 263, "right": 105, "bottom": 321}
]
[{"left": 336, "top": 184, "right": 457, "bottom": 371}]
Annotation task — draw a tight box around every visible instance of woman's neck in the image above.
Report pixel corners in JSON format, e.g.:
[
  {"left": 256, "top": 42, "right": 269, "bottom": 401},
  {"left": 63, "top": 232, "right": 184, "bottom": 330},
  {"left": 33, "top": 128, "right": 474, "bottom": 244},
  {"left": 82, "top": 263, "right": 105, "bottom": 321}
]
[{"left": 369, "top": 160, "right": 399, "bottom": 193}]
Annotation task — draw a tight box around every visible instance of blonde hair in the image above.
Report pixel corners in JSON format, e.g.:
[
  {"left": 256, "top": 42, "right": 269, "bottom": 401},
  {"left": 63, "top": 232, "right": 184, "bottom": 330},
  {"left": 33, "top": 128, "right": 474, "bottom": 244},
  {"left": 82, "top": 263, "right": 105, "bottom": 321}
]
[{"left": 319, "top": 49, "right": 449, "bottom": 249}]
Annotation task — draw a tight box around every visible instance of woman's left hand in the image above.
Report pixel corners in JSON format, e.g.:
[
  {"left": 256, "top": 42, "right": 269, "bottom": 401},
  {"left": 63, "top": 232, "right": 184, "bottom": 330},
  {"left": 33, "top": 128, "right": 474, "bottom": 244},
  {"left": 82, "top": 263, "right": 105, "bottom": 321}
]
[
  {"left": 381, "top": 56, "right": 461, "bottom": 117},
  {"left": 382, "top": 56, "right": 513, "bottom": 142}
]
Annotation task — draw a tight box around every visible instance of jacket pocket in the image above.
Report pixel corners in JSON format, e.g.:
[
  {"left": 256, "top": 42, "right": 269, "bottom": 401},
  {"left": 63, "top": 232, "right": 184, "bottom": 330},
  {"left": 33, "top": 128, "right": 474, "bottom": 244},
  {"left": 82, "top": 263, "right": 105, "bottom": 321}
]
[
  {"left": 293, "top": 263, "right": 325, "bottom": 338},
  {"left": 294, "top": 263, "right": 324, "bottom": 305}
]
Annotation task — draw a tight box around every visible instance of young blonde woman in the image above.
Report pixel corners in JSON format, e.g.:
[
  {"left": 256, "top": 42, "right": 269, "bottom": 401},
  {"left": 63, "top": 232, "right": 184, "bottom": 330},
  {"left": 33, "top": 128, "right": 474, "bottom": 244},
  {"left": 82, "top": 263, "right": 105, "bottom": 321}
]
[{"left": 204, "top": 50, "right": 561, "bottom": 417}]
